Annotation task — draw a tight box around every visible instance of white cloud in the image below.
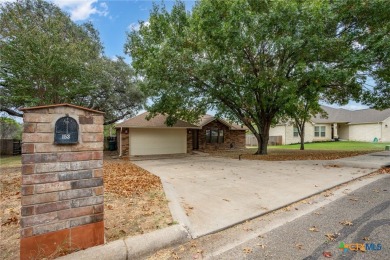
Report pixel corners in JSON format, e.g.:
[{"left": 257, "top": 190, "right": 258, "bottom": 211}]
[
  {"left": 128, "top": 21, "right": 149, "bottom": 32},
  {"left": 128, "top": 22, "right": 141, "bottom": 31},
  {"left": 52, "top": 0, "right": 108, "bottom": 21}
]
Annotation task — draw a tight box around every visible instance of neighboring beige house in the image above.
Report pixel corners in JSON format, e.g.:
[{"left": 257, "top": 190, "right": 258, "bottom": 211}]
[
  {"left": 248, "top": 106, "right": 390, "bottom": 145},
  {"left": 116, "top": 113, "right": 246, "bottom": 157}
]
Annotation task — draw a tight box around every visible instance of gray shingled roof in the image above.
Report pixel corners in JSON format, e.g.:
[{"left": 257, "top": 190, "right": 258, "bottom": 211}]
[
  {"left": 116, "top": 112, "right": 199, "bottom": 128},
  {"left": 116, "top": 113, "right": 247, "bottom": 130},
  {"left": 313, "top": 106, "right": 390, "bottom": 124}
]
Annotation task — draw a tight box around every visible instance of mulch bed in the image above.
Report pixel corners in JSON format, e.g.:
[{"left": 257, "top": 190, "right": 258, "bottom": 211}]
[{"left": 208, "top": 149, "right": 375, "bottom": 161}]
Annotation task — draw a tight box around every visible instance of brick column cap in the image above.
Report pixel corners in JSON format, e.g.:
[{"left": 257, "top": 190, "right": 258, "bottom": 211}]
[{"left": 20, "top": 103, "right": 105, "bottom": 115}]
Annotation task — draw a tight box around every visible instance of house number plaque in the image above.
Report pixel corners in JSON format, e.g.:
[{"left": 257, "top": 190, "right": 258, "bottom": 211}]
[{"left": 54, "top": 116, "right": 79, "bottom": 144}]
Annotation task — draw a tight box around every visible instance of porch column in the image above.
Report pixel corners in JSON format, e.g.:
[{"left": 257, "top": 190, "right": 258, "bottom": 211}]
[{"left": 333, "top": 123, "right": 338, "bottom": 139}]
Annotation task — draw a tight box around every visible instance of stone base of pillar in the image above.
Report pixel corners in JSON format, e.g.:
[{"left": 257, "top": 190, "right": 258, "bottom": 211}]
[{"left": 20, "top": 221, "right": 104, "bottom": 260}]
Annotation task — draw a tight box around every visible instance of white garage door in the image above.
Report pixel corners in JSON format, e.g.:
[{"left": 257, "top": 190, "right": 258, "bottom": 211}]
[{"left": 130, "top": 128, "right": 187, "bottom": 156}]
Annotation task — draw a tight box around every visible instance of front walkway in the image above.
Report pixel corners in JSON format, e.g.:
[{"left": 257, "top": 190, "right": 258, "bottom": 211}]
[{"left": 134, "top": 152, "right": 389, "bottom": 238}]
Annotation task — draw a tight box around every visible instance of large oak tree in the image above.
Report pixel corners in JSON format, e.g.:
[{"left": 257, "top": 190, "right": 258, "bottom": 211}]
[
  {"left": 0, "top": 0, "right": 144, "bottom": 124},
  {"left": 126, "top": 0, "right": 363, "bottom": 154}
]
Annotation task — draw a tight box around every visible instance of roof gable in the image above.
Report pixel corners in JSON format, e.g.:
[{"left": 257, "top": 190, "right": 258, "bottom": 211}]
[{"left": 198, "top": 115, "right": 247, "bottom": 130}]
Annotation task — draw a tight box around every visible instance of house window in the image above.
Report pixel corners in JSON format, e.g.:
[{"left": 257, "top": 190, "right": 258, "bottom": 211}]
[
  {"left": 293, "top": 127, "right": 299, "bottom": 137},
  {"left": 206, "top": 129, "right": 224, "bottom": 144},
  {"left": 315, "top": 126, "right": 326, "bottom": 137}
]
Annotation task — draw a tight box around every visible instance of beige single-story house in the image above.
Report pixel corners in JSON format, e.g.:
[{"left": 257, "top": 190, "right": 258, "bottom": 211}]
[
  {"left": 116, "top": 113, "right": 246, "bottom": 157},
  {"left": 247, "top": 105, "right": 390, "bottom": 145}
]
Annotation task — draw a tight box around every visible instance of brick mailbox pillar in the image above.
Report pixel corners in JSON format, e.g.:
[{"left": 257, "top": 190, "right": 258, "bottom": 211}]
[{"left": 19, "top": 104, "right": 105, "bottom": 260}]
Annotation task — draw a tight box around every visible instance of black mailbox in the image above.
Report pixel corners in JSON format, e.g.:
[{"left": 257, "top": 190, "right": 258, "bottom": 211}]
[{"left": 54, "top": 116, "right": 79, "bottom": 144}]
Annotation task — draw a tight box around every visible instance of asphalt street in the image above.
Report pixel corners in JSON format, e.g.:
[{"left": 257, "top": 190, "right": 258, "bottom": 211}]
[
  {"left": 215, "top": 175, "right": 390, "bottom": 260},
  {"left": 146, "top": 174, "right": 389, "bottom": 260}
]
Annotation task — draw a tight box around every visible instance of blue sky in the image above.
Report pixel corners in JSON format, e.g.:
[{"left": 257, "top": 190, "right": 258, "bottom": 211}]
[{"left": 49, "top": 0, "right": 195, "bottom": 59}]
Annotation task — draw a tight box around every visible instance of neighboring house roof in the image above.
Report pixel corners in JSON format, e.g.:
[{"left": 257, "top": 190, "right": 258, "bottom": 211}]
[
  {"left": 116, "top": 112, "right": 199, "bottom": 128},
  {"left": 313, "top": 105, "right": 390, "bottom": 124},
  {"left": 116, "top": 113, "right": 247, "bottom": 130}
]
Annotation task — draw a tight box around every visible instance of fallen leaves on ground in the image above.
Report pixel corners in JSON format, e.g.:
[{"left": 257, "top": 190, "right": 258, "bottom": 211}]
[
  {"left": 363, "top": 237, "right": 370, "bottom": 241},
  {"left": 340, "top": 220, "right": 353, "bottom": 226},
  {"left": 171, "top": 251, "right": 181, "bottom": 259},
  {"left": 296, "top": 244, "right": 304, "bottom": 250},
  {"left": 103, "top": 158, "right": 173, "bottom": 242},
  {"left": 0, "top": 175, "right": 20, "bottom": 199},
  {"left": 324, "top": 192, "right": 334, "bottom": 197},
  {"left": 243, "top": 226, "right": 253, "bottom": 232},
  {"left": 183, "top": 203, "right": 194, "bottom": 216},
  {"left": 0, "top": 168, "right": 21, "bottom": 260},
  {"left": 378, "top": 167, "right": 390, "bottom": 174},
  {"left": 104, "top": 160, "right": 161, "bottom": 196},
  {"left": 208, "top": 149, "right": 374, "bottom": 161},
  {"left": 243, "top": 247, "right": 253, "bottom": 254},
  {"left": 323, "top": 251, "right": 332, "bottom": 258},
  {"left": 309, "top": 226, "right": 319, "bottom": 232},
  {"left": 1, "top": 216, "right": 18, "bottom": 226},
  {"left": 325, "top": 233, "right": 340, "bottom": 241},
  {"left": 257, "top": 244, "right": 266, "bottom": 249}
]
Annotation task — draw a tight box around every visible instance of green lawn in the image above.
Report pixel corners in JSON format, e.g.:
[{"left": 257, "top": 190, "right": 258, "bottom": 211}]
[
  {"left": 267, "top": 141, "right": 390, "bottom": 151},
  {"left": 0, "top": 155, "right": 21, "bottom": 168}
]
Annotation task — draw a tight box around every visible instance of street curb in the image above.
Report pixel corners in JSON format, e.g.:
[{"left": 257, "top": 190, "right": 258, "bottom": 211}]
[
  {"left": 191, "top": 169, "right": 381, "bottom": 238},
  {"left": 58, "top": 224, "right": 190, "bottom": 260},
  {"left": 323, "top": 161, "right": 386, "bottom": 169}
]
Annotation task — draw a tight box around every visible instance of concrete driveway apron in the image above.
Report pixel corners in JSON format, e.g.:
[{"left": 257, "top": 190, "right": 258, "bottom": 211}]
[{"left": 134, "top": 152, "right": 388, "bottom": 238}]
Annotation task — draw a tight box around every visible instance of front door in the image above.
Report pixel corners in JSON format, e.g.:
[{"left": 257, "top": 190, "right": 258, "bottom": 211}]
[{"left": 192, "top": 130, "right": 199, "bottom": 150}]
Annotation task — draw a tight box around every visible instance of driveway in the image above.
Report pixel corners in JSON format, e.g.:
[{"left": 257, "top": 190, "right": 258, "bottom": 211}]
[{"left": 134, "top": 153, "right": 387, "bottom": 238}]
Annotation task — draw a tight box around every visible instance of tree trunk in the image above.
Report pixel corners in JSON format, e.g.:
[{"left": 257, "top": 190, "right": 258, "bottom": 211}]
[
  {"left": 299, "top": 123, "right": 305, "bottom": 150},
  {"left": 259, "top": 133, "right": 269, "bottom": 154},
  {"left": 300, "top": 132, "right": 305, "bottom": 150},
  {"left": 256, "top": 136, "right": 262, "bottom": 154},
  {"left": 255, "top": 119, "right": 271, "bottom": 155}
]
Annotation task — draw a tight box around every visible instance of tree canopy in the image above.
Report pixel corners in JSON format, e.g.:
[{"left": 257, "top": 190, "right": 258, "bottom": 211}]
[
  {"left": 335, "top": 0, "right": 390, "bottom": 109},
  {"left": 0, "top": 117, "right": 22, "bottom": 139},
  {"left": 126, "top": 0, "right": 364, "bottom": 154},
  {"left": 0, "top": 0, "right": 144, "bottom": 124}
]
